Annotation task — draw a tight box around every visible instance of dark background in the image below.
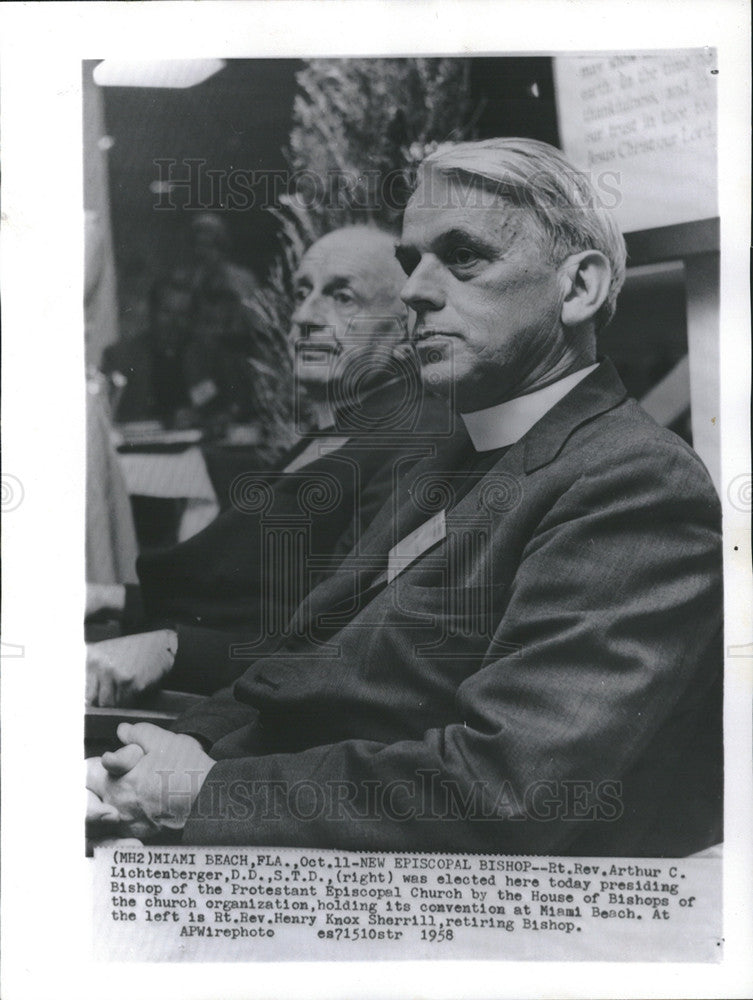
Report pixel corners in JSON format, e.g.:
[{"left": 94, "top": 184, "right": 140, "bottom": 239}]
[
  {"left": 93, "top": 57, "right": 689, "bottom": 417},
  {"left": 99, "top": 57, "right": 558, "bottom": 284}
]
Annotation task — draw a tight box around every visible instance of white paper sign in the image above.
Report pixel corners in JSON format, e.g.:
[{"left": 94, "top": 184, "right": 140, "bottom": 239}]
[{"left": 554, "top": 51, "right": 718, "bottom": 232}]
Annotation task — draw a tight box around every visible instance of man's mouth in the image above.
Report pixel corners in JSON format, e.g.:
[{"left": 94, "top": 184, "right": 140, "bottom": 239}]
[
  {"left": 296, "top": 341, "right": 342, "bottom": 362},
  {"left": 413, "top": 329, "right": 458, "bottom": 343}
]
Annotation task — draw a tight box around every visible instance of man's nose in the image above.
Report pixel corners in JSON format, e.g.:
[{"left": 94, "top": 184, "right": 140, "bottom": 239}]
[
  {"left": 292, "top": 293, "right": 327, "bottom": 332},
  {"left": 400, "top": 255, "right": 446, "bottom": 313}
]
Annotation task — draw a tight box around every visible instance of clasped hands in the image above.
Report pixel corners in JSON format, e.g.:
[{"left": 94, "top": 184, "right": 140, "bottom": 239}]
[{"left": 86, "top": 722, "right": 215, "bottom": 841}]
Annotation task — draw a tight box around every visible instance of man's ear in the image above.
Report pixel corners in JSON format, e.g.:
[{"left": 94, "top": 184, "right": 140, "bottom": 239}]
[{"left": 559, "top": 251, "right": 611, "bottom": 328}]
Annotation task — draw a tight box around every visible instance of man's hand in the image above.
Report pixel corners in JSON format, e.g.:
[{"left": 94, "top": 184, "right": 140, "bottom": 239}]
[
  {"left": 87, "top": 787, "right": 120, "bottom": 825},
  {"left": 85, "top": 582, "right": 126, "bottom": 619},
  {"left": 86, "top": 630, "right": 178, "bottom": 707},
  {"left": 86, "top": 723, "right": 215, "bottom": 841}
]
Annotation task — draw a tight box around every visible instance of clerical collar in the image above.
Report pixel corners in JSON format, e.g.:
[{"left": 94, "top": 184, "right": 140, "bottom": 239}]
[
  {"left": 460, "top": 364, "right": 600, "bottom": 452},
  {"left": 309, "top": 399, "right": 336, "bottom": 431}
]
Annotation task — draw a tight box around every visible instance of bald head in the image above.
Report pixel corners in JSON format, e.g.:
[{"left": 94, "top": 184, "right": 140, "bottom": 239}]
[
  {"left": 297, "top": 226, "right": 406, "bottom": 313},
  {"left": 291, "top": 226, "right": 409, "bottom": 396}
]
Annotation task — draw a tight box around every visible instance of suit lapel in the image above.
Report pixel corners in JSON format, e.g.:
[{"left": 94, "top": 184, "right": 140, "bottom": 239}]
[
  {"left": 292, "top": 360, "right": 629, "bottom": 633},
  {"left": 293, "top": 430, "right": 472, "bottom": 628},
  {"left": 523, "top": 358, "right": 627, "bottom": 472}
]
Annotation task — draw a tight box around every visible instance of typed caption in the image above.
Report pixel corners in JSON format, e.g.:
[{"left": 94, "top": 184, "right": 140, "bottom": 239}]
[{"left": 94, "top": 847, "right": 721, "bottom": 962}]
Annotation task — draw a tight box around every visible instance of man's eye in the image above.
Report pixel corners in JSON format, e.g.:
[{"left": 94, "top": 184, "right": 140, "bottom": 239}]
[
  {"left": 293, "top": 287, "right": 309, "bottom": 304},
  {"left": 447, "top": 246, "right": 480, "bottom": 267},
  {"left": 333, "top": 290, "right": 355, "bottom": 305}
]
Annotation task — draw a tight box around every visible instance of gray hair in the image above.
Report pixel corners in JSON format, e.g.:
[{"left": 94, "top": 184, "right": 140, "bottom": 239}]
[{"left": 416, "top": 137, "right": 627, "bottom": 330}]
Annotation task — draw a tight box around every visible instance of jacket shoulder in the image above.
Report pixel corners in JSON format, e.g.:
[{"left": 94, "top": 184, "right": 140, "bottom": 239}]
[{"left": 564, "top": 395, "right": 720, "bottom": 507}]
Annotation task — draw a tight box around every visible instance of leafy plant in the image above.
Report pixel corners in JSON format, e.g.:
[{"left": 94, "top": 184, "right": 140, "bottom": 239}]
[{"left": 249, "top": 57, "right": 480, "bottom": 450}]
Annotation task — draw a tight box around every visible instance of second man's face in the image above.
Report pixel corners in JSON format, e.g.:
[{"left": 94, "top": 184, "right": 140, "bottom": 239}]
[
  {"left": 291, "top": 231, "right": 408, "bottom": 397},
  {"left": 397, "top": 172, "right": 568, "bottom": 411}
]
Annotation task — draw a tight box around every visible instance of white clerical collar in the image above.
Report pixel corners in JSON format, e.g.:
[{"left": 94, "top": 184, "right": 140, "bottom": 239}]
[
  {"left": 308, "top": 399, "right": 336, "bottom": 431},
  {"left": 460, "top": 363, "right": 599, "bottom": 452}
]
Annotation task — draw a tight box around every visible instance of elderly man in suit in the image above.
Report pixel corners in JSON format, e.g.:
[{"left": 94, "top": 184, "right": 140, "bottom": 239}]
[
  {"left": 86, "top": 226, "right": 446, "bottom": 705},
  {"left": 88, "top": 138, "right": 722, "bottom": 857}
]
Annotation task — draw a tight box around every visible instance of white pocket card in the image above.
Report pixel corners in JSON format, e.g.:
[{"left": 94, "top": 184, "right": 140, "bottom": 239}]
[{"left": 387, "top": 509, "right": 447, "bottom": 584}]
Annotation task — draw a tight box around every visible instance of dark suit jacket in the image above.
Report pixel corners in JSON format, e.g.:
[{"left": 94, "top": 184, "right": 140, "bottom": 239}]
[
  {"left": 174, "top": 360, "right": 723, "bottom": 856},
  {"left": 132, "top": 378, "right": 453, "bottom": 693}
]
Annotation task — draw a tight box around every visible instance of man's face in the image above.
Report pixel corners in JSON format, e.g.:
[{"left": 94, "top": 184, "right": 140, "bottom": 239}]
[
  {"left": 397, "top": 172, "right": 567, "bottom": 410},
  {"left": 291, "top": 229, "right": 407, "bottom": 396}
]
